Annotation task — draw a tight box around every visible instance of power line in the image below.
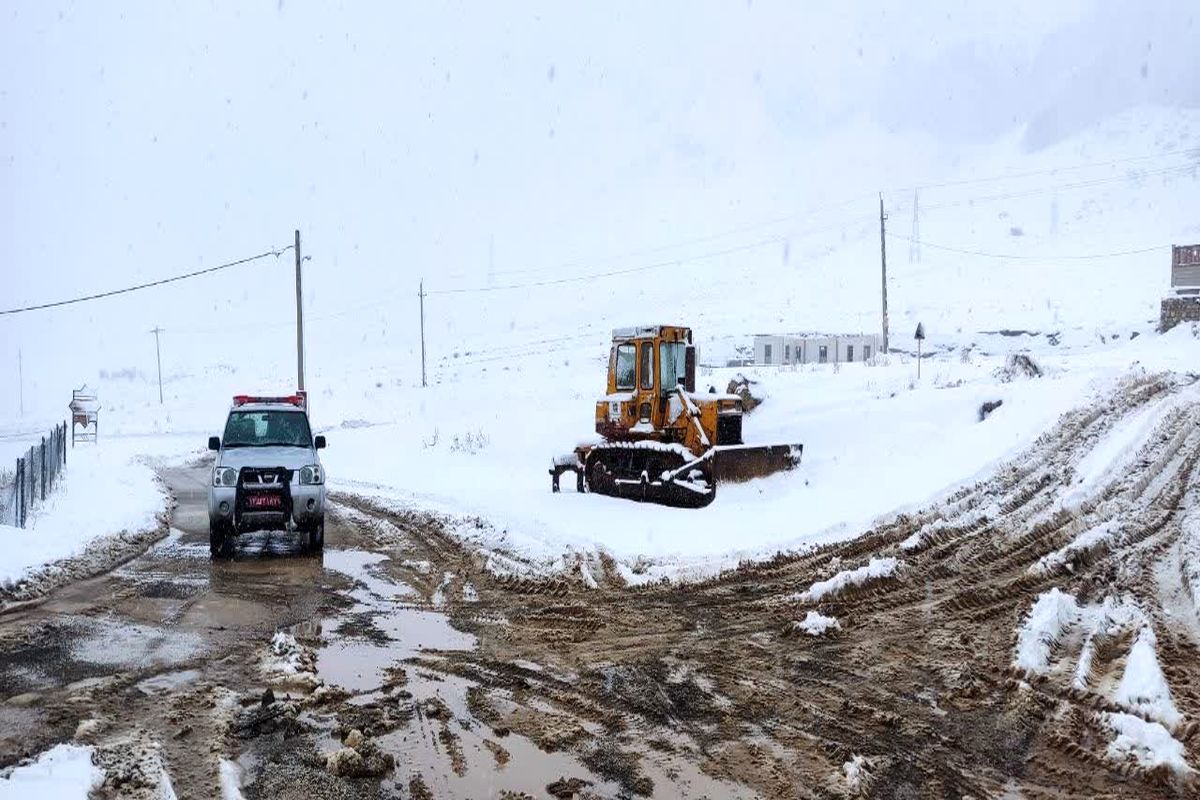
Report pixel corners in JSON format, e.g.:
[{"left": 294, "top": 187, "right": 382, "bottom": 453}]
[
  {"left": 0, "top": 246, "right": 294, "bottom": 316},
  {"left": 425, "top": 235, "right": 788, "bottom": 295},
  {"left": 885, "top": 233, "right": 1166, "bottom": 260},
  {"left": 907, "top": 163, "right": 1196, "bottom": 216},
  {"left": 478, "top": 195, "right": 872, "bottom": 282},
  {"left": 902, "top": 146, "right": 1199, "bottom": 193},
  {"left": 474, "top": 147, "right": 1197, "bottom": 283}
]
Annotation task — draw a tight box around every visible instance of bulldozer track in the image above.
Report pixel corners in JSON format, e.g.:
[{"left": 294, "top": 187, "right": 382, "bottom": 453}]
[{"left": 326, "top": 372, "right": 1200, "bottom": 797}]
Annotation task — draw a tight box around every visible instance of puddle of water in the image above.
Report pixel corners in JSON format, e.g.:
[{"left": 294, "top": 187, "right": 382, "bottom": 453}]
[
  {"left": 316, "top": 550, "right": 473, "bottom": 692},
  {"left": 135, "top": 669, "right": 201, "bottom": 696},
  {"left": 323, "top": 550, "right": 418, "bottom": 603},
  {"left": 70, "top": 616, "right": 204, "bottom": 670},
  {"left": 333, "top": 672, "right": 623, "bottom": 799}
]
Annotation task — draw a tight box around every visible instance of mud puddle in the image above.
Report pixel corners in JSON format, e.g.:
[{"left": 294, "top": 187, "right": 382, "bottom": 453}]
[{"left": 316, "top": 549, "right": 474, "bottom": 693}]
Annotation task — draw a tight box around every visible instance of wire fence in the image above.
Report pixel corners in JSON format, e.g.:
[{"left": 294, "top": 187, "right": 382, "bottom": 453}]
[{"left": 0, "top": 423, "right": 68, "bottom": 528}]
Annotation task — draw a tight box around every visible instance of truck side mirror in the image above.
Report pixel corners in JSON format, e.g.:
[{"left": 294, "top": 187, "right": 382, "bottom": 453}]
[
  {"left": 314, "top": 435, "right": 326, "bottom": 449},
  {"left": 208, "top": 436, "right": 220, "bottom": 451}
]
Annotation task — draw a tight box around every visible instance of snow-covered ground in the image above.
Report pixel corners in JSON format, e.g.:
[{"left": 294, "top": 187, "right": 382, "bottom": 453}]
[
  {"left": 0, "top": 744, "right": 103, "bottom": 799},
  {"left": 11, "top": 322, "right": 1200, "bottom": 588},
  {"left": 0, "top": 438, "right": 169, "bottom": 592}
]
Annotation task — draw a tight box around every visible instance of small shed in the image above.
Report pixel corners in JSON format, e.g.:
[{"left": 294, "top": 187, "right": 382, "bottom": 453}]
[
  {"left": 1160, "top": 244, "right": 1200, "bottom": 331},
  {"left": 754, "top": 333, "right": 883, "bottom": 366}
]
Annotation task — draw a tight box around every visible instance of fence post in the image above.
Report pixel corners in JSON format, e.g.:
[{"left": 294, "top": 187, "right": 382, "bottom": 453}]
[
  {"left": 40, "top": 437, "right": 47, "bottom": 502},
  {"left": 16, "top": 458, "right": 24, "bottom": 529},
  {"left": 24, "top": 451, "right": 31, "bottom": 525}
]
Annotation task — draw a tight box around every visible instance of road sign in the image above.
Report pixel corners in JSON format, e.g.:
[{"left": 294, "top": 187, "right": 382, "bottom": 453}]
[{"left": 915, "top": 322, "right": 926, "bottom": 379}]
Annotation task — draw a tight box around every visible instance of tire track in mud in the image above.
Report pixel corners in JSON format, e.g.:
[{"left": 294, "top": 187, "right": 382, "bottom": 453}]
[{"left": 340, "top": 371, "right": 1200, "bottom": 798}]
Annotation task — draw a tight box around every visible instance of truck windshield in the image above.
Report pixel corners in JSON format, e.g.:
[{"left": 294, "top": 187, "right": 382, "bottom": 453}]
[{"left": 223, "top": 410, "right": 312, "bottom": 448}]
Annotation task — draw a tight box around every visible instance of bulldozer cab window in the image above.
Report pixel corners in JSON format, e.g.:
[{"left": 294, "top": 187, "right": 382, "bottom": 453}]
[
  {"left": 640, "top": 342, "right": 654, "bottom": 390},
  {"left": 659, "top": 342, "right": 687, "bottom": 393},
  {"left": 615, "top": 344, "right": 637, "bottom": 390}
]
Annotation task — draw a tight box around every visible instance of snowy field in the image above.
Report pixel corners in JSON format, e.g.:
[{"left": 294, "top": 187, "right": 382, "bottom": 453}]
[
  {"left": 0, "top": 437, "right": 169, "bottom": 591},
  {"left": 6, "top": 322, "right": 1200, "bottom": 588}
]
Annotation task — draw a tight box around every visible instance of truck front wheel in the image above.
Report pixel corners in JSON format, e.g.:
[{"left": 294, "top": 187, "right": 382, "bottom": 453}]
[
  {"left": 306, "top": 519, "right": 325, "bottom": 553},
  {"left": 209, "top": 522, "right": 232, "bottom": 559}
]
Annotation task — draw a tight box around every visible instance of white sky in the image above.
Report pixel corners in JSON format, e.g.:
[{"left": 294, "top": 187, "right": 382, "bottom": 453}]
[{"left": 1, "top": 1, "right": 1197, "bottom": 417}]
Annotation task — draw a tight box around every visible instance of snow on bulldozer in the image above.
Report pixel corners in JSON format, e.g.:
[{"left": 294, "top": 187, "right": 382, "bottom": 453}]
[{"left": 550, "top": 325, "right": 802, "bottom": 508}]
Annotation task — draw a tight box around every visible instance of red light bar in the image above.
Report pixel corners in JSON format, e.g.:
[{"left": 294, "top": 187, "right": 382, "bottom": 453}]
[{"left": 232, "top": 394, "right": 306, "bottom": 407}]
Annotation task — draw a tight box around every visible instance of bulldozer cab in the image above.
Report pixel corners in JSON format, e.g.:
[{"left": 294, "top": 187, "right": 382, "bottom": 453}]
[{"left": 606, "top": 325, "right": 696, "bottom": 430}]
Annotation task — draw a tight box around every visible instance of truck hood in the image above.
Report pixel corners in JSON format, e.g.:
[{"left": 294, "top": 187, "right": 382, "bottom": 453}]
[{"left": 218, "top": 445, "right": 317, "bottom": 471}]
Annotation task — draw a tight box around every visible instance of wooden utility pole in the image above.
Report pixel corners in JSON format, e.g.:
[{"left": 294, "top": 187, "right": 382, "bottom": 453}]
[
  {"left": 419, "top": 280, "right": 427, "bottom": 388},
  {"left": 294, "top": 229, "right": 305, "bottom": 391},
  {"left": 879, "top": 193, "right": 890, "bottom": 354},
  {"left": 150, "top": 327, "right": 164, "bottom": 403}
]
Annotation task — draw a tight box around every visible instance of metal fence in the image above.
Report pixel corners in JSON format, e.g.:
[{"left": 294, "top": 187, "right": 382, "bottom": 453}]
[{"left": 1, "top": 423, "right": 68, "bottom": 529}]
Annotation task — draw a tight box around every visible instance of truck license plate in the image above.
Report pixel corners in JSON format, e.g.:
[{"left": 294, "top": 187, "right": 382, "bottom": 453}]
[{"left": 247, "top": 495, "right": 282, "bottom": 508}]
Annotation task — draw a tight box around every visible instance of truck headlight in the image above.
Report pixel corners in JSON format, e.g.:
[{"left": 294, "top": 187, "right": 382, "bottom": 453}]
[
  {"left": 299, "top": 465, "right": 323, "bottom": 485},
  {"left": 212, "top": 467, "right": 238, "bottom": 487}
]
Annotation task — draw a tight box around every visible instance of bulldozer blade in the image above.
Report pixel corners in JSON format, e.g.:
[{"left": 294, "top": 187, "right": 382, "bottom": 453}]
[{"left": 711, "top": 444, "right": 802, "bottom": 483}]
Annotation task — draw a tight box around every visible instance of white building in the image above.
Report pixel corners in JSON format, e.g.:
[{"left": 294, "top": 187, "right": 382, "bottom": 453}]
[{"left": 753, "top": 333, "right": 882, "bottom": 366}]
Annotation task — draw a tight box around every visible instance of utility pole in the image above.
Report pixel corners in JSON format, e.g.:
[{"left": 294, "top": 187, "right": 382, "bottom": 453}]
[
  {"left": 294, "top": 229, "right": 305, "bottom": 391},
  {"left": 150, "top": 327, "right": 164, "bottom": 404},
  {"left": 17, "top": 349, "right": 23, "bottom": 417},
  {"left": 419, "top": 280, "right": 427, "bottom": 388},
  {"left": 880, "top": 193, "right": 890, "bottom": 354}
]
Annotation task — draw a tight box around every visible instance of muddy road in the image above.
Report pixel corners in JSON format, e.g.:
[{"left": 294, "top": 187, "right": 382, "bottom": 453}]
[{"left": 2, "top": 373, "right": 1200, "bottom": 798}]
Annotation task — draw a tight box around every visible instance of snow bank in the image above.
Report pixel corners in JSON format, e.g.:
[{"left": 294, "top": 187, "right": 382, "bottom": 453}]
[
  {"left": 1014, "top": 592, "right": 1183, "bottom": 733},
  {"left": 1029, "top": 520, "right": 1119, "bottom": 576},
  {"left": 0, "top": 744, "right": 104, "bottom": 799},
  {"left": 1181, "top": 503, "right": 1200, "bottom": 619},
  {"left": 0, "top": 442, "right": 167, "bottom": 589},
  {"left": 842, "top": 754, "right": 867, "bottom": 790},
  {"left": 219, "top": 759, "right": 246, "bottom": 800},
  {"left": 1013, "top": 590, "right": 1144, "bottom": 674},
  {"left": 261, "top": 632, "right": 319, "bottom": 691},
  {"left": 793, "top": 558, "right": 899, "bottom": 603},
  {"left": 1102, "top": 712, "right": 1191, "bottom": 775},
  {"left": 1014, "top": 589, "right": 1081, "bottom": 671},
  {"left": 1114, "top": 627, "right": 1182, "bottom": 731},
  {"left": 793, "top": 611, "right": 841, "bottom": 636}
]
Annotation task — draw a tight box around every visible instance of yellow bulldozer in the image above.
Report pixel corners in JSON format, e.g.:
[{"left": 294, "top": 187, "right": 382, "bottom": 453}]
[{"left": 551, "top": 324, "right": 802, "bottom": 508}]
